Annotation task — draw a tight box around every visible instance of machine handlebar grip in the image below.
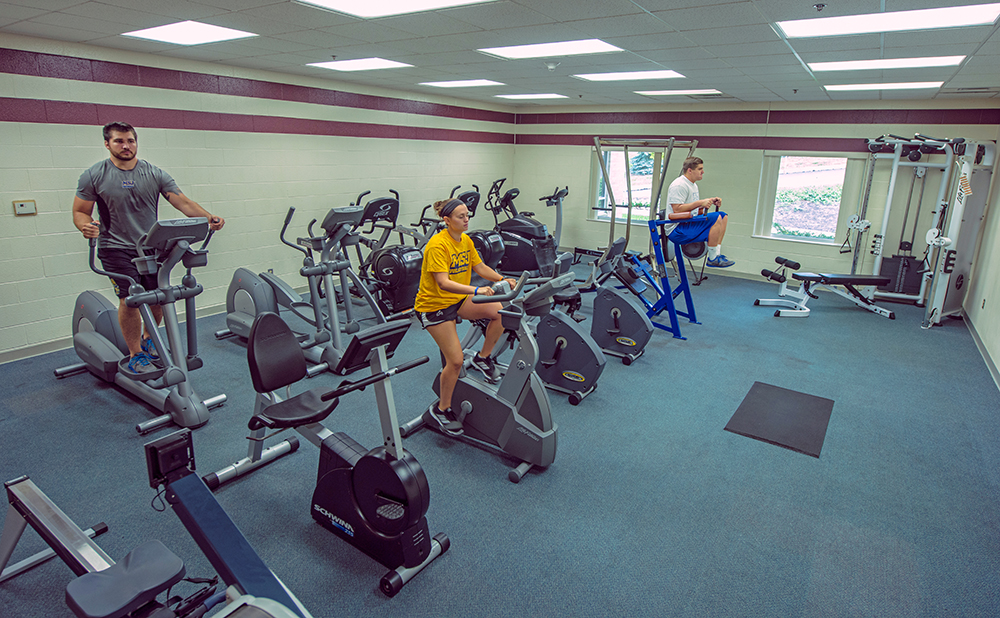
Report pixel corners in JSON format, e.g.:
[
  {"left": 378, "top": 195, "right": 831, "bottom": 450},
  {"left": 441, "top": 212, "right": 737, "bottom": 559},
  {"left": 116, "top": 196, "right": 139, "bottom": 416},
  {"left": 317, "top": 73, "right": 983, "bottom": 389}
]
[
  {"left": 472, "top": 272, "right": 529, "bottom": 304},
  {"left": 320, "top": 356, "right": 430, "bottom": 401},
  {"left": 761, "top": 269, "right": 786, "bottom": 283},
  {"left": 774, "top": 257, "right": 800, "bottom": 270}
]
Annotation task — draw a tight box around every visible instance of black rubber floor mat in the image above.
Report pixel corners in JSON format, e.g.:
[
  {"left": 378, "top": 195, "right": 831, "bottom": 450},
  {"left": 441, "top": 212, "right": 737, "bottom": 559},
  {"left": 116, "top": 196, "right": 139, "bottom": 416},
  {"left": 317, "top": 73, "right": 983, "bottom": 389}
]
[{"left": 724, "top": 381, "right": 834, "bottom": 458}]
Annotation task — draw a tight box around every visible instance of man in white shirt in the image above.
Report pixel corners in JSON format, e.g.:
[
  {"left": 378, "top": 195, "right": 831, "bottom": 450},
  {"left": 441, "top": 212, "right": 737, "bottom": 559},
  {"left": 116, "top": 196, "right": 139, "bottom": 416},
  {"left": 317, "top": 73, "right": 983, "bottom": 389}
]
[{"left": 663, "top": 156, "right": 734, "bottom": 268}]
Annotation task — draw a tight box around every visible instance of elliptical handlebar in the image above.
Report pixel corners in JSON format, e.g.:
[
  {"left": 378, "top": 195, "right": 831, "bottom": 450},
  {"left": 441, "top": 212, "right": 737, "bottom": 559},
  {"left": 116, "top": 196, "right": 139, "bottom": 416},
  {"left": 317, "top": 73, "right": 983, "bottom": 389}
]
[
  {"left": 472, "top": 271, "right": 529, "bottom": 304},
  {"left": 353, "top": 190, "right": 371, "bottom": 207},
  {"left": 279, "top": 207, "right": 309, "bottom": 257},
  {"left": 320, "top": 356, "right": 429, "bottom": 401}
]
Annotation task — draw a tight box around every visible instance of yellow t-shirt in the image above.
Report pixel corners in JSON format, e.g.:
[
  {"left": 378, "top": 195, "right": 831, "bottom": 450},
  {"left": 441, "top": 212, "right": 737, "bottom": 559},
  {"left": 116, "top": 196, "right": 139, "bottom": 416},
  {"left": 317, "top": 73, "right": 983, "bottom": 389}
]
[{"left": 414, "top": 229, "right": 483, "bottom": 313}]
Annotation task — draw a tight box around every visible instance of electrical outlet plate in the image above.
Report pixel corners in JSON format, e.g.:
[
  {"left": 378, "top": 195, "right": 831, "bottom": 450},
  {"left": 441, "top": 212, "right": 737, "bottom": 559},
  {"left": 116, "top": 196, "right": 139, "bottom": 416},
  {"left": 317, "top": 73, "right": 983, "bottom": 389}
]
[{"left": 13, "top": 200, "right": 36, "bottom": 216}]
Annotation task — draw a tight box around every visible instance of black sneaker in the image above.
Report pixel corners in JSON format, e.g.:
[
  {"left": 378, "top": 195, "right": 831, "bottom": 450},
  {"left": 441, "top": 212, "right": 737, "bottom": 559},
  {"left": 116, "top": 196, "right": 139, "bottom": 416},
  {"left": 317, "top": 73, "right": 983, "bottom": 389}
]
[
  {"left": 428, "top": 404, "right": 463, "bottom": 436},
  {"left": 471, "top": 354, "right": 501, "bottom": 383}
]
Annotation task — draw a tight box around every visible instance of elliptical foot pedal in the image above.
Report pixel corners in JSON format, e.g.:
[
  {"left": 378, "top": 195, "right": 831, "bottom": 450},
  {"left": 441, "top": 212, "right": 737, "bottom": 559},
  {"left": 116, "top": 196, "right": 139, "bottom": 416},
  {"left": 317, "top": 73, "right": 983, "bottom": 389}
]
[{"left": 116, "top": 357, "right": 166, "bottom": 381}]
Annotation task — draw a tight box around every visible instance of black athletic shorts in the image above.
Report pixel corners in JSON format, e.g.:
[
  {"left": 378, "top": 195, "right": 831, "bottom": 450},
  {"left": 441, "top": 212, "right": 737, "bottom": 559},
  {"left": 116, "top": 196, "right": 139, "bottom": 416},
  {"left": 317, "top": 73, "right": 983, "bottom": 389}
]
[
  {"left": 416, "top": 298, "right": 467, "bottom": 329},
  {"left": 97, "top": 247, "right": 157, "bottom": 299}
]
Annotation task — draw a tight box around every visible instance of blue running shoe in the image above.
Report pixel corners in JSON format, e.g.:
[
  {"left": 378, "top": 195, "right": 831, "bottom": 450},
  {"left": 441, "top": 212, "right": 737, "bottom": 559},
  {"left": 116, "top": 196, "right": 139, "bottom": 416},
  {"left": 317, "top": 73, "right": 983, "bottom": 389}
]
[
  {"left": 141, "top": 337, "right": 159, "bottom": 360},
  {"left": 706, "top": 255, "right": 735, "bottom": 268},
  {"left": 127, "top": 352, "right": 157, "bottom": 376}
]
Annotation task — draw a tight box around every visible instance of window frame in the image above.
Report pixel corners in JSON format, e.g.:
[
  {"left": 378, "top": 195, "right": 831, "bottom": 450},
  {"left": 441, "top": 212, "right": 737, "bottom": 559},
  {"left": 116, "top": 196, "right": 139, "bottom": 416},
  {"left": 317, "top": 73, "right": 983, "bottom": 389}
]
[
  {"left": 589, "top": 147, "right": 669, "bottom": 226},
  {"left": 753, "top": 150, "right": 869, "bottom": 246}
]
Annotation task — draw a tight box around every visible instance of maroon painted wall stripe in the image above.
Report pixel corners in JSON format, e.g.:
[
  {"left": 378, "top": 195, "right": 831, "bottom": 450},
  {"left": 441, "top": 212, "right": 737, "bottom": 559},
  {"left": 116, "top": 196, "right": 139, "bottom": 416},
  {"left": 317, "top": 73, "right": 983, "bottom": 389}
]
[
  {"left": 514, "top": 108, "right": 1000, "bottom": 126},
  {"left": 0, "top": 98, "right": 514, "bottom": 144},
  {"left": 0, "top": 48, "right": 515, "bottom": 125},
  {"left": 515, "top": 133, "right": 872, "bottom": 152}
]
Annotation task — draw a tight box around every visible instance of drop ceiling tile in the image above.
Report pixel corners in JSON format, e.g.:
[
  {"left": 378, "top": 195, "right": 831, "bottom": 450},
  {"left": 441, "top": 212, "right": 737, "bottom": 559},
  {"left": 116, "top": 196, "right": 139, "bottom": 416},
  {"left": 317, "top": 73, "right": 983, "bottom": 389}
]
[
  {"left": 652, "top": 3, "right": 768, "bottom": 30},
  {"left": 441, "top": 1, "right": 557, "bottom": 30},
  {"left": 722, "top": 52, "right": 802, "bottom": 68},
  {"left": 4, "top": 20, "right": 107, "bottom": 42},
  {"left": 238, "top": 2, "right": 360, "bottom": 29},
  {"left": 605, "top": 33, "right": 695, "bottom": 52},
  {"left": 514, "top": 0, "right": 644, "bottom": 20},
  {"left": 58, "top": 1, "right": 169, "bottom": 29},
  {"left": 27, "top": 11, "right": 130, "bottom": 35},
  {"left": 681, "top": 23, "right": 780, "bottom": 44},
  {"left": 748, "top": 0, "right": 880, "bottom": 21},
  {"left": 375, "top": 12, "right": 485, "bottom": 37},
  {"left": 0, "top": 3, "right": 47, "bottom": 26},
  {"left": 711, "top": 41, "right": 793, "bottom": 59},
  {"left": 884, "top": 27, "right": 993, "bottom": 48},
  {"left": 318, "top": 21, "right": 420, "bottom": 44},
  {"left": 97, "top": 0, "right": 225, "bottom": 20},
  {"left": 565, "top": 14, "right": 672, "bottom": 38},
  {"left": 787, "top": 34, "right": 881, "bottom": 54}
]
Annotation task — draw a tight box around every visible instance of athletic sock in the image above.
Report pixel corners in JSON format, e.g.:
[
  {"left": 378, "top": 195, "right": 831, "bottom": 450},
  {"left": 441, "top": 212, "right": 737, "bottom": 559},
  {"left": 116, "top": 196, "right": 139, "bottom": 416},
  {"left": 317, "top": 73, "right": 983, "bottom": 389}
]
[{"left": 708, "top": 245, "right": 721, "bottom": 260}]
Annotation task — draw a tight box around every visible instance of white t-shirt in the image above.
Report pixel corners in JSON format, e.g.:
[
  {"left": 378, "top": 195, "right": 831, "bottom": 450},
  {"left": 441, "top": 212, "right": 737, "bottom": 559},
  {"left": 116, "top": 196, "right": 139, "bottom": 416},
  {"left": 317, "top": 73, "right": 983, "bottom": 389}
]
[{"left": 662, "top": 175, "right": 700, "bottom": 235}]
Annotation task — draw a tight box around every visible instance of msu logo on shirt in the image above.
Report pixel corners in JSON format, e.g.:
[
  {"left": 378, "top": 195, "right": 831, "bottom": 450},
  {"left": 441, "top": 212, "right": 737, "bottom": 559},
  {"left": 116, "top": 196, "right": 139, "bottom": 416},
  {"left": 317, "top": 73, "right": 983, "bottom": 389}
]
[
  {"left": 122, "top": 179, "right": 135, "bottom": 189},
  {"left": 449, "top": 250, "right": 470, "bottom": 276}
]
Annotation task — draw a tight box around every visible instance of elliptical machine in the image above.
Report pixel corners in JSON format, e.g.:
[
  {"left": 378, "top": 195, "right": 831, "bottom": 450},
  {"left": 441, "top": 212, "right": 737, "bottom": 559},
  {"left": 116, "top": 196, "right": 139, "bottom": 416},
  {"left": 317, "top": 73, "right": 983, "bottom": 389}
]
[
  {"left": 346, "top": 190, "right": 423, "bottom": 317},
  {"left": 401, "top": 272, "right": 575, "bottom": 482},
  {"left": 206, "top": 312, "right": 447, "bottom": 597},
  {"left": 216, "top": 206, "right": 402, "bottom": 376},
  {"left": 54, "top": 218, "right": 225, "bottom": 434}
]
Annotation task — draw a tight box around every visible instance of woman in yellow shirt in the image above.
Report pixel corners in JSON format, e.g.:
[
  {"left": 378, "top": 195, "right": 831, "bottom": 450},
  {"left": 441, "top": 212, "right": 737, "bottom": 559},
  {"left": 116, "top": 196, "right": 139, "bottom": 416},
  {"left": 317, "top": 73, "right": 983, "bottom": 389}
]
[{"left": 414, "top": 198, "right": 515, "bottom": 435}]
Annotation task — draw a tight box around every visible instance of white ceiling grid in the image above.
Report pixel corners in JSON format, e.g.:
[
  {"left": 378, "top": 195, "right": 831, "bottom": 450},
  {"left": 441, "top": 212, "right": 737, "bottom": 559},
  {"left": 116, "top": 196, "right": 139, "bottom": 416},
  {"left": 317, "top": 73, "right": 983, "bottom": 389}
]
[{"left": 0, "top": 0, "right": 997, "bottom": 104}]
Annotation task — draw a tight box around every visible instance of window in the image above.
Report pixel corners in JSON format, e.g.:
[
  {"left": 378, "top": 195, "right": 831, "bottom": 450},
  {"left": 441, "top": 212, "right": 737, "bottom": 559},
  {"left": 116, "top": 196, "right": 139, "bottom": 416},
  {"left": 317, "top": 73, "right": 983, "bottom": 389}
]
[
  {"left": 755, "top": 152, "right": 865, "bottom": 244},
  {"left": 593, "top": 149, "right": 662, "bottom": 224}
]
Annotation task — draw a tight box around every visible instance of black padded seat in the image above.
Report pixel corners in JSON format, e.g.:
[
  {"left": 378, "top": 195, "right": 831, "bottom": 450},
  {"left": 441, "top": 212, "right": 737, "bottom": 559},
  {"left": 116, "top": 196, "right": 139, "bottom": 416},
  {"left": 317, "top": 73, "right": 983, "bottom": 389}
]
[
  {"left": 249, "top": 387, "right": 338, "bottom": 430},
  {"left": 247, "top": 312, "right": 339, "bottom": 430},
  {"left": 793, "top": 272, "right": 891, "bottom": 286},
  {"left": 65, "top": 540, "right": 185, "bottom": 618}
]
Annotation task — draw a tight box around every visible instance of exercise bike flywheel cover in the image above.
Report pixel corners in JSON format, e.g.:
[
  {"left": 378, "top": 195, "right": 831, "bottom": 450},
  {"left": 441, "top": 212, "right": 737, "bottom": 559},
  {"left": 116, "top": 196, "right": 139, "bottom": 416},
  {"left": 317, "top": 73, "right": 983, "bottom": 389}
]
[{"left": 353, "top": 450, "right": 430, "bottom": 534}]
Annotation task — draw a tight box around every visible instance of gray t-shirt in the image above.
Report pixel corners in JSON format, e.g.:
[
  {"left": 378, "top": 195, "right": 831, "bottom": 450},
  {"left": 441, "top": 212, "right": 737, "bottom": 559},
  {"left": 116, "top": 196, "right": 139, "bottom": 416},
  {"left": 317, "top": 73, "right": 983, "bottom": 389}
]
[
  {"left": 662, "top": 175, "right": 700, "bottom": 235},
  {"left": 76, "top": 159, "right": 181, "bottom": 251}
]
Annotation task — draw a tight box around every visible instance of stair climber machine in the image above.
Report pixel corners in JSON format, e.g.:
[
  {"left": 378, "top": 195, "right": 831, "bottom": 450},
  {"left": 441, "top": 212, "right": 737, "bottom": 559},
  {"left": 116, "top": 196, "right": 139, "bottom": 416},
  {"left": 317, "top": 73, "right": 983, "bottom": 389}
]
[
  {"left": 345, "top": 189, "right": 423, "bottom": 318},
  {"left": 216, "top": 206, "right": 402, "bottom": 376},
  {"left": 401, "top": 272, "right": 576, "bottom": 482},
  {"left": 479, "top": 178, "right": 572, "bottom": 277},
  {"left": 204, "top": 312, "right": 447, "bottom": 597},
  {"left": 54, "top": 217, "right": 226, "bottom": 434}
]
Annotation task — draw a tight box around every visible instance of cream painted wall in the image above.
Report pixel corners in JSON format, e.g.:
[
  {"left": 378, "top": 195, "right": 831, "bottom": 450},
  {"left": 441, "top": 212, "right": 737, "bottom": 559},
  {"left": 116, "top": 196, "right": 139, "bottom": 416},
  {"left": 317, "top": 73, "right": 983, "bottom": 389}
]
[
  {"left": 2, "top": 32, "right": 1000, "bottom": 376},
  {"left": 0, "top": 37, "right": 516, "bottom": 361}
]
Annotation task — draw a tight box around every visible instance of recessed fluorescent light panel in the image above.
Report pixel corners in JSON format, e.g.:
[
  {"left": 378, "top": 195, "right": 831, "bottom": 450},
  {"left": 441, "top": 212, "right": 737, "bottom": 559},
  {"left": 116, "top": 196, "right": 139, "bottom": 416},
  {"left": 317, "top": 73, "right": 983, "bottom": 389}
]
[
  {"left": 308, "top": 58, "right": 413, "bottom": 71},
  {"left": 574, "top": 70, "right": 684, "bottom": 82},
  {"left": 495, "top": 94, "right": 569, "bottom": 100},
  {"left": 479, "top": 39, "right": 622, "bottom": 59},
  {"left": 420, "top": 79, "right": 504, "bottom": 88},
  {"left": 122, "top": 21, "right": 257, "bottom": 45},
  {"left": 809, "top": 56, "right": 966, "bottom": 71},
  {"left": 777, "top": 3, "right": 1000, "bottom": 38},
  {"left": 295, "top": 0, "right": 497, "bottom": 18},
  {"left": 636, "top": 89, "right": 721, "bottom": 96},
  {"left": 824, "top": 82, "right": 944, "bottom": 91}
]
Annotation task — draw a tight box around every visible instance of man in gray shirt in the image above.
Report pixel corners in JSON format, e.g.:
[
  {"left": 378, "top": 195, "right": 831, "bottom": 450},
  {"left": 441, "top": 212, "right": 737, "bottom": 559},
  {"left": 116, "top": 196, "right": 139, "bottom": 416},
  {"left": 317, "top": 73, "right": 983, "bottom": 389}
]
[{"left": 72, "top": 121, "right": 225, "bottom": 374}]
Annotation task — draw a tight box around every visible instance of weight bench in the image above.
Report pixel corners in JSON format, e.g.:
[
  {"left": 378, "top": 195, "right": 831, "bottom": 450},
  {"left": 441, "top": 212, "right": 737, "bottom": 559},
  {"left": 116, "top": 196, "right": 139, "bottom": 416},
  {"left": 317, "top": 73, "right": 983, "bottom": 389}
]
[{"left": 755, "top": 257, "right": 895, "bottom": 319}]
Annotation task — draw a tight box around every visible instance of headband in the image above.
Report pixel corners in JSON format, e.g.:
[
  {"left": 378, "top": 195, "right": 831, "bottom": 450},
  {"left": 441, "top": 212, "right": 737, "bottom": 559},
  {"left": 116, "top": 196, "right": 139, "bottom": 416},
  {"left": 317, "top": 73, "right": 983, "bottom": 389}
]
[{"left": 440, "top": 199, "right": 464, "bottom": 218}]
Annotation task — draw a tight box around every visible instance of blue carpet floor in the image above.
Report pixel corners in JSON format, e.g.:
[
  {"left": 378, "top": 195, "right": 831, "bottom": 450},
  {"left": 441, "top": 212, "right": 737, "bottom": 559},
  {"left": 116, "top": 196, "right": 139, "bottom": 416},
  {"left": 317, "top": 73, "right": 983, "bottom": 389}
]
[{"left": 1, "top": 271, "right": 998, "bottom": 617}]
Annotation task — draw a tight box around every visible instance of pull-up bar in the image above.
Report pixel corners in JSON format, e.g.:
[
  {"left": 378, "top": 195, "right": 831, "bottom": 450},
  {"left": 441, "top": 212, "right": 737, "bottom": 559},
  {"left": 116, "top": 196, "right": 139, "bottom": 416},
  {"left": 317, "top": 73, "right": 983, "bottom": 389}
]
[{"left": 593, "top": 137, "right": 698, "bottom": 251}]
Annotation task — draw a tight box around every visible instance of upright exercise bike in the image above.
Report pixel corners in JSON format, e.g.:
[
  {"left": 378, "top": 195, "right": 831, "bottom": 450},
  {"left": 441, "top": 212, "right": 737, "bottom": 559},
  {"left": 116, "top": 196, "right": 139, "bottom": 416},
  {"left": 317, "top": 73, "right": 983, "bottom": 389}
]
[
  {"left": 205, "top": 312, "right": 447, "bottom": 597},
  {"left": 401, "top": 272, "right": 575, "bottom": 482},
  {"left": 54, "top": 218, "right": 225, "bottom": 434}
]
